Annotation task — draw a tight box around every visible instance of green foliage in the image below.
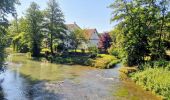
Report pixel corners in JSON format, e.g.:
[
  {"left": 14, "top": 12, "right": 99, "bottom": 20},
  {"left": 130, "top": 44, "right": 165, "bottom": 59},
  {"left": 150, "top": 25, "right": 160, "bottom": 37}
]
[
  {"left": 0, "top": 26, "right": 7, "bottom": 67},
  {"left": 110, "top": 0, "right": 170, "bottom": 66},
  {"left": 8, "top": 18, "right": 30, "bottom": 52},
  {"left": 88, "top": 46, "right": 99, "bottom": 54},
  {"left": 26, "top": 2, "right": 44, "bottom": 57},
  {"left": 131, "top": 68, "right": 170, "bottom": 99},
  {"left": 44, "top": 0, "right": 66, "bottom": 54},
  {"left": 108, "top": 46, "right": 124, "bottom": 59},
  {"left": 69, "top": 29, "right": 87, "bottom": 52},
  {"left": 91, "top": 54, "right": 119, "bottom": 69},
  {"left": 107, "top": 60, "right": 120, "bottom": 69},
  {"left": 41, "top": 48, "right": 51, "bottom": 52},
  {"left": 56, "top": 43, "right": 66, "bottom": 53},
  {"left": 53, "top": 56, "right": 90, "bottom": 65},
  {"left": 0, "top": 0, "right": 19, "bottom": 24},
  {"left": 139, "top": 60, "right": 170, "bottom": 70},
  {"left": 12, "top": 32, "right": 29, "bottom": 53},
  {"left": 0, "top": 0, "right": 18, "bottom": 67}
]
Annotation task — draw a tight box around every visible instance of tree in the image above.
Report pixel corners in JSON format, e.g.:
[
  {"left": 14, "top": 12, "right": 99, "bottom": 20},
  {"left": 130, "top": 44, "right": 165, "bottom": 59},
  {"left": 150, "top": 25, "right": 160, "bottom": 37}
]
[
  {"left": 69, "top": 29, "right": 87, "bottom": 53},
  {"left": 8, "top": 18, "right": 29, "bottom": 52},
  {"left": 108, "top": 25, "right": 125, "bottom": 58},
  {"left": 98, "top": 32, "right": 112, "bottom": 53},
  {"left": 0, "top": 0, "right": 19, "bottom": 67},
  {"left": 110, "top": 0, "right": 170, "bottom": 66},
  {"left": 44, "top": 0, "right": 66, "bottom": 55},
  {"left": 26, "top": 2, "right": 44, "bottom": 57}
]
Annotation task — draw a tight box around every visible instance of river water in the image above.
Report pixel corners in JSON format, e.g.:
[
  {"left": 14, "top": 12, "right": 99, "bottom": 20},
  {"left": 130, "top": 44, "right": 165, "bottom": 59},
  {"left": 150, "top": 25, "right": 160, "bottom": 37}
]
[{"left": 0, "top": 53, "right": 161, "bottom": 100}]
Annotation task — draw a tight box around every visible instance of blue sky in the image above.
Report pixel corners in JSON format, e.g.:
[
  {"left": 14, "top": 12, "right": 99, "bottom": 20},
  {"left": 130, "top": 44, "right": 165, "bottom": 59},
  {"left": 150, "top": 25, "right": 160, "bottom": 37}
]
[{"left": 13, "top": 0, "right": 114, "bottom": 33}]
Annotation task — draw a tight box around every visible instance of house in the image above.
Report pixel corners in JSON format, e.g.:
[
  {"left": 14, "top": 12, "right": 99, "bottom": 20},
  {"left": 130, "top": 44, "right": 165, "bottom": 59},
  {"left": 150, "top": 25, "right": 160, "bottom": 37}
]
[
  {"left": 65, "top": 22, "right": 81, "bottom": 48},
  {"left": 66, "top": 22, "right": 81, "bottom": 32},
  {"left": 82, "top": 29, "right": 100, "bottom": 49},
  {"left": 65, "top": 22, "right": 100, "bottom": 49}
]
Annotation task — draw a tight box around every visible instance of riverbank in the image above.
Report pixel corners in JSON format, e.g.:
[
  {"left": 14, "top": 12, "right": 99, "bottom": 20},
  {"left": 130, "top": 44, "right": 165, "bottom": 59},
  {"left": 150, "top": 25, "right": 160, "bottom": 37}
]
[
  {"left": 121, "top": 60, "right": 170, "bottom": 99},
  {"left": 47, "top": 53, "right": 120, "bottom": 69},
  {"left": 131, "top": 68, "right": 170, "bottom": 99},
  {"left": 1, "top": 53, "right": 161, "bottom": 100}
]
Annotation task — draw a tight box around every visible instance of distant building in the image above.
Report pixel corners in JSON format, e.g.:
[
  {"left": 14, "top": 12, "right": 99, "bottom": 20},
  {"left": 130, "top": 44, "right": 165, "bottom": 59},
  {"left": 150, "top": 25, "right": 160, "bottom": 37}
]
[
  {"left": 82, "top": 29, "right": 100, "bottom": 49},
  {"left": 65, "top": 22, "right": 100, "bottom": 49},
  {"left": 66, "top": 22, "right": 81, "bottom": 32},
  {"left": 65, "top": 22, "right": 81, "bottom": 48}
]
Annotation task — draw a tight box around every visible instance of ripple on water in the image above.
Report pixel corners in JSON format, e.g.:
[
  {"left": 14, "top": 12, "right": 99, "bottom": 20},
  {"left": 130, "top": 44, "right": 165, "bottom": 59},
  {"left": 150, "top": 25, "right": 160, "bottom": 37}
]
[{"left": 0, "top": 54, "right": 162, "bottom": 100}]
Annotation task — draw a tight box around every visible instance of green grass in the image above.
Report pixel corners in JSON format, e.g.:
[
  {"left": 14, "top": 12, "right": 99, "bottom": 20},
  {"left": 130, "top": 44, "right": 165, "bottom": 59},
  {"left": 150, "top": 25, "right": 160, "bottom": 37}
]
[
  {"left": 53, "top": 54, "right": 120, "bottom": 69},
  {"left": 68, "top": 49, "right": 90, "bottom": 53},
  {"left": 91, "top": 54, "right": 120, "bottom": 69},
  {"left": 53, "top": 56, "right": 91, "bottom": 66},
  {"left": 119, "top": 67, "right": 138, "bottom": 74},
  {"left": 113, "top": 88, "right": 129, "bottom": 97},
  {"left": 131, "top": 68, "right": 170, "bottom": 99}
]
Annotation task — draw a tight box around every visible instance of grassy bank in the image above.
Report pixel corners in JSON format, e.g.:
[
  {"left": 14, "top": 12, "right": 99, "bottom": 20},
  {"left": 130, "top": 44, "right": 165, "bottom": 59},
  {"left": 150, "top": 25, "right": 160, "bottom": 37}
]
[
  {"left": 53, "top": 56, "right": 90, "bottom": 66},
  {"left": 90, "top": 54, "right": 120, "bottom": 69},
  {"left": 52, "top": 54, "right": 120, "bottom": 69},
  {"left": 128, "top": 61, "right": 170, "bottom": 99},
  {"left": 131, "top": 68, "right": 170, "bottom": 99}
]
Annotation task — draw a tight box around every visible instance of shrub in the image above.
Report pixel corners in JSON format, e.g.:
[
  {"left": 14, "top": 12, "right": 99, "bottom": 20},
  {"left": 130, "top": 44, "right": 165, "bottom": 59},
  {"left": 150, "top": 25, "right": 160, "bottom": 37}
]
[
  {"left": 89, "top": 53, "right": 97, "bottom": 59},
  {"left": 53, "top": 56, "right": 91, "bottom": 66},
  {"left": 119, "top": 67, "right": 138, "bottom": 74},
  {"left": 108, "top": 46, "right": 119, "bottom": 57},
  {"left": 140, "top": 60, "right": 170, "bottom": 70},
  {"left": 91, "top": 54, "right": 119, "bottom": 69},
  {"left": 131, "top": 68, "right": 170, "bottom": 99},
  {"left": 88, "top": 46, "right": 99, "bottom": 54},
  {"left": 108, "top": 46, "right": 124, "bottom": 59},
  {"left": 107, "top": 60, "right": 120, "bottom": 68}
]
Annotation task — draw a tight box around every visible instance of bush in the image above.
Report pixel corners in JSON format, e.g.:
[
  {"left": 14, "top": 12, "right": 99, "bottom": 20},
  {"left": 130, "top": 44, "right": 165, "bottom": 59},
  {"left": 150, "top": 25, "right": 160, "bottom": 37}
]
[
  {"left": 108, "top": 46, "right": 119, "bottom": 57},
  {"left": 91, "top": 54, "right": 119, "bottom": 69},
  {"left": 131, "top": 68, "right": 170, "bottom": 99},
  {"left": 88, "top": 46, "right": 99, "bottom": 54},
  {"left": 119, "top": 67, "right": 138, "bottom": 74},
  {"left": 139, "top": 60, "right": 170, "bottom": 70},
  {"left": 107, "top": 60, "right": 120, "bottom": 68},
  {"left": 53, "top": 56, "right": 91, "bottom": 66},
  {"left": 89, "top": 53, "right": 97, "bottom": 59},
  {"left": 108, "top": 46, "right": 124, "bottom": 59}
]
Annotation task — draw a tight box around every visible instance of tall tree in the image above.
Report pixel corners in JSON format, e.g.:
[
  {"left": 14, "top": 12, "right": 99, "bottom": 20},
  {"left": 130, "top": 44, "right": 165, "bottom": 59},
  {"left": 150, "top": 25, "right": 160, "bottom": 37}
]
[
  {"left": 0, "top": 0, "right": 19, "bottom": 67},
  {"left": 44, "top": 0, "right": 66, "bottom": 55},
  {"left": 26, "top": 2, "right": 43, "bottom": 57},
  {"left": 110, "top": 0, "right": 170, "bottom": 66}
]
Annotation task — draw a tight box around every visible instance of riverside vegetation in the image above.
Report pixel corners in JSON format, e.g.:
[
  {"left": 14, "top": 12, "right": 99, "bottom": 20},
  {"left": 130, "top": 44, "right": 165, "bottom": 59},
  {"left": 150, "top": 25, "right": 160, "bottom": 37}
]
[
  {"left": 110, "top": 0, "right": 170, "bottom": 99},
  {"left": 0, "top": 0, "right": 170, "bottom": 99}
]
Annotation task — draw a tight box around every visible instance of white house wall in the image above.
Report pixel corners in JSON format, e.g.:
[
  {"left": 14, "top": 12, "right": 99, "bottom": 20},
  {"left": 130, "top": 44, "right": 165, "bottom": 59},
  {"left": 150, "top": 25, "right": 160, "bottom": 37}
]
[{"left": 88, "top": 31, "right": 99, "bottom": 47}]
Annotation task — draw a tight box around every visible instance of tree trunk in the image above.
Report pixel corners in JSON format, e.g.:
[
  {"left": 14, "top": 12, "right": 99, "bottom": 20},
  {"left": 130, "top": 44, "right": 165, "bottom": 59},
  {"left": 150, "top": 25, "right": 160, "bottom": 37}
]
[
  {"left": 75, "top": 48, "right": 77, "bottom": 53},
  {"left": 50, "top": 34, "right": 53, "bottom": 55}
]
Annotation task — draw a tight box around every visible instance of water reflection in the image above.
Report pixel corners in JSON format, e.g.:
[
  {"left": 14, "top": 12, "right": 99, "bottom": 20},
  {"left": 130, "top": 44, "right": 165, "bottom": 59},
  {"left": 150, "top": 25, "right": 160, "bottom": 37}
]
[
  {"left": 0, "top": 54, "right": 161, "bottom": 100},
  {"left": 0, "top": 69, "right": 31, "bottom": 100},
  {"left": 0, "top": 85, "right": 5, "bottom": 100}
]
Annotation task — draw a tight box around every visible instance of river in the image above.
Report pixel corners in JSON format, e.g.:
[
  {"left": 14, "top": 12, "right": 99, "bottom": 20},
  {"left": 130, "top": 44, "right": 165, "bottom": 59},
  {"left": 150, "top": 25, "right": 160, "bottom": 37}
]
[{"left": 0, "top": 53, "right": 161, "bottom": 100}]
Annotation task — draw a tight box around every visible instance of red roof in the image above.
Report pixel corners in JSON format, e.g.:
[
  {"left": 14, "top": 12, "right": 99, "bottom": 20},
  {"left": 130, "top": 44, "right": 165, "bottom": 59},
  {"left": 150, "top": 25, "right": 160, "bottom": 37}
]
[{"left": 84, "top": 29, "right": 98, "bottom": 40}]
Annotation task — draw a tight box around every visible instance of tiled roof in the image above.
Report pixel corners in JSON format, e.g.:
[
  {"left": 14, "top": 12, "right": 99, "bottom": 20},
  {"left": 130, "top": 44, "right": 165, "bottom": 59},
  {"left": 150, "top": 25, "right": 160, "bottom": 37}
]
[
  {"left": 84, "top": 29, "right": 98, "bottom": 40},
  {"left": 66, "top": 23, "right": 81, "bottom": 32}
]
